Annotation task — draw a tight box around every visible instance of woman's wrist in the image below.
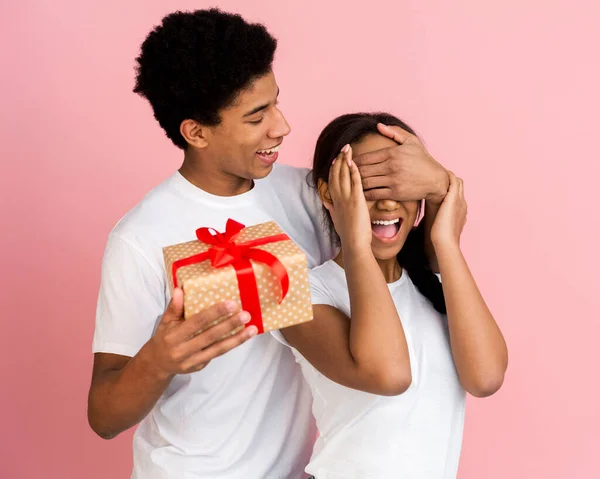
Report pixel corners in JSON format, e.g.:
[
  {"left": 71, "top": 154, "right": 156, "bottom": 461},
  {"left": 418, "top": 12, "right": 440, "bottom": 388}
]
[
  {"left": 432, "top": 236, "right": 461, "bottom": 256},
  {"left": 341, "top": 240, "right": 374, "bottom": 261}
]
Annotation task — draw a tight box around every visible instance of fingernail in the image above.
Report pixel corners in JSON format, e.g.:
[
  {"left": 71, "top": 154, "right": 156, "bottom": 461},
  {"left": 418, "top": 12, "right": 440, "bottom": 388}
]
[
  {"left": 240, "top": 311, "right": 251, "bottom": 324},
  {"left": 342, "top": 144, "right": 350, "bottom": 153},
  {"left": 347, "top": 159, "right": 354, "bottom": 167},
  {"left": 332, "top": 158, "right": 336, "bottom": 165},
  {"left": 247, "top": 325, "right": 258, "bottom": 336}
]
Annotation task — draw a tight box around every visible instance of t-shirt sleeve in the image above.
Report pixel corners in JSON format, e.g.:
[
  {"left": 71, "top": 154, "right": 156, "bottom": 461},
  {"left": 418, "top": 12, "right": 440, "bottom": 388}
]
[
  {"left": 308, "top": 269, "right": 337, "bottom": 307},
  {"left": 92, "top": 233, "right": 166, "bottom": 357},
  {"left": 296, "top": 168, "right": 337, "bottom": 266},
  {"left": 270, "top": 268, "right": 337, "bottom": 349},
  {"left": 270, "top": 164, "right": 336, "bottom": 267}
]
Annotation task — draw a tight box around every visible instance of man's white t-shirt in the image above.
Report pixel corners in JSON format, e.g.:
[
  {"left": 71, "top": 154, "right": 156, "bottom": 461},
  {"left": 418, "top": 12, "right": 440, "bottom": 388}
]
[
  {"left": 93, "top": 164, "right": 335, "bottom": 479},
  {"left": 273, "top": 260, "right": 466, "bottom": 479}
]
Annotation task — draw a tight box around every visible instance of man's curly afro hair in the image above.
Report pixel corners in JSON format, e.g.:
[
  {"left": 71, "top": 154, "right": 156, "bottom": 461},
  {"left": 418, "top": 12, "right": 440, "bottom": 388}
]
[{"left": 133, "top": 9, "right": 277, "bottom": 149}]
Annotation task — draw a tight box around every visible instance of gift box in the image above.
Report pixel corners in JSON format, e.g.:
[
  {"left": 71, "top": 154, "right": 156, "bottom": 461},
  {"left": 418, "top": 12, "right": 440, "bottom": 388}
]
[{"left": 163, "top": 219, "right": 313, "bottom": 334}]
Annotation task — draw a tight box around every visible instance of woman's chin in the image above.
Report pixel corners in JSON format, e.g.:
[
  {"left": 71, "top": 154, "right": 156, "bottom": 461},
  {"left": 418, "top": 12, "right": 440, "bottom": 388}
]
[
  {"left": 371, "top": 233, "right": 407, "bottom": 260},
  {"left": 371, "top": 243, "right": 403, "bottom": 261}
]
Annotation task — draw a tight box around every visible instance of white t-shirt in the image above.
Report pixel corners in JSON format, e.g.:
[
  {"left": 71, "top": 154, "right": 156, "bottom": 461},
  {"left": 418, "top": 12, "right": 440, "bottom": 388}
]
[
  {"left": 93, "top": 164, "right": 335, "bottom": 479},
  {"left": 273, "top": 260, "right": 466, "bottom": 479}
]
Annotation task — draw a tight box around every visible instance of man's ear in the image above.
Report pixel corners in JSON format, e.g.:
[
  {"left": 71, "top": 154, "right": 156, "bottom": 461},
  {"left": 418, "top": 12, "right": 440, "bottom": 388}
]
[
  {"left": 180, "top": 119, "right": 209, "bottom": 149},
  {"left": 317, "top": 179, "right": 333, "bottom": 212}
]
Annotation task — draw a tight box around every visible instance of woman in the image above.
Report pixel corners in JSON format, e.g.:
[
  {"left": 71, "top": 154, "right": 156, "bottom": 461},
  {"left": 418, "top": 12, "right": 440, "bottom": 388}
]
[{"left": 273, "top": 113, "right": 508, "bottom": 478}]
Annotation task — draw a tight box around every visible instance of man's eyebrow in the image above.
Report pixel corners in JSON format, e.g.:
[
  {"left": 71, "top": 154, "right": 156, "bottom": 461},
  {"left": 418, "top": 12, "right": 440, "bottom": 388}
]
[{"left": 242, "top": 87, "right": 280, "bottom": 117}]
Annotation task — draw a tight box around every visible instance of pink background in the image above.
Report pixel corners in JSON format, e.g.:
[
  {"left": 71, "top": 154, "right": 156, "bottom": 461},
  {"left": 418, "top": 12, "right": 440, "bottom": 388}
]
[{"left": 2, "top": 0, "right": 599, "bottom": 477}]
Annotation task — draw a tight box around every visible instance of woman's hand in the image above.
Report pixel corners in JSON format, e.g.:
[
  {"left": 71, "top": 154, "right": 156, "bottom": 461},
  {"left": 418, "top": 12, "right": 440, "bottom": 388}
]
[
  {"left": 324, "top": 144, "right": 372, "bottom": 252},
  {"left": 430, "top": 171, "right": 468, "bottom": 248}
]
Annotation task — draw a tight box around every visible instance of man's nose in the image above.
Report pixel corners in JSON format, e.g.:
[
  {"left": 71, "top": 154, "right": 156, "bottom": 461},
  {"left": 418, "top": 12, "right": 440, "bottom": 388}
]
[{"left": 269, "top": 108, "right": 291, "bottom": 138}]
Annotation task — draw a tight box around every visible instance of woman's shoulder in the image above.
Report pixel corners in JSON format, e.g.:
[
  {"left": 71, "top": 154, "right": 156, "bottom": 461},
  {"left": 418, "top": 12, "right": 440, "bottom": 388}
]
[
  {"left": 309, "top": 259, "right": 343, "bottom": 283},
  {"left": 308, "top": 260, "right": 348, "bottom": 307}
]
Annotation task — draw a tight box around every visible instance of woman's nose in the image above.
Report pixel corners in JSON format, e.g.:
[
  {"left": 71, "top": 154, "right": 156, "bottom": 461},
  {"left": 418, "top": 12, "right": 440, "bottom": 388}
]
[{"left": 376, "top": 199, "right": 401, "bottom": 211}]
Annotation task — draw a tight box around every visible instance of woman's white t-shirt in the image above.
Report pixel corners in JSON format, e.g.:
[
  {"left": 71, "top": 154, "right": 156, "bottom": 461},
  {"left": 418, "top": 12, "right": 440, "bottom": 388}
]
[{"left": 273, "top": 260, "right": 467, "bottom": 479}]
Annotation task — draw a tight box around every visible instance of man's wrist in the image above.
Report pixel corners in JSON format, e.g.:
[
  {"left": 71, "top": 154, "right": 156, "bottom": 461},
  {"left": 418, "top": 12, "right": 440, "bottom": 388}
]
[
  {"left": 425, "top": 168, "right": 450, "bottom": 204},
  {"left": 137, "top": 342, "right": 174, "bottom": 383}
]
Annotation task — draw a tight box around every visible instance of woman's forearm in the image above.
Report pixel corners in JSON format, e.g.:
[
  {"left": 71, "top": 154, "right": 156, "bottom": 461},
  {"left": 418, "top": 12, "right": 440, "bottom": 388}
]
[
  {"left": 423, "top": 200, "right": 441, "bottom": 273},
  {"left": 435, "top": 241, "right": 508, "bottom": 397},
  {"left": 342, "top": 245, "right": 412, "bottom": 392}
]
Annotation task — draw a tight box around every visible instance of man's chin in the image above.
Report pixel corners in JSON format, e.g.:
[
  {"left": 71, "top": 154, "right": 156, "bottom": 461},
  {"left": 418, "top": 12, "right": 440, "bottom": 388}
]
[{"left": 251, "top": 163, "right": 275, "bottom": 179}]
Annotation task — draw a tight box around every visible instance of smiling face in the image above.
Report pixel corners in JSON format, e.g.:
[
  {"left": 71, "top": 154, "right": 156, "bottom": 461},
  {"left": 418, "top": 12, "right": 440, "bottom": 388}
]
[
  {"left": 196, "top": 70, "right": 291, "bottom": 180},
  {"left": 352, "top": 134, "right": 420, "bottom": 260}
]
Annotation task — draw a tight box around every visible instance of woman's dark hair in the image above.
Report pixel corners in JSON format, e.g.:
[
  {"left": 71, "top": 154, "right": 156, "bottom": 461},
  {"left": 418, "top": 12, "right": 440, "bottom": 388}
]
[
  {"left": 311, "top": 112, "right": 446, "bottom": 314},
  {"left": 133, "top": 9, "right": 277, "bottom": 149}
]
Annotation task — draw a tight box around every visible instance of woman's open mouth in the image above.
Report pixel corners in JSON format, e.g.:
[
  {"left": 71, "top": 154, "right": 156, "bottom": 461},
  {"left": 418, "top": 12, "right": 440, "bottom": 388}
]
[{"left": 371, "top": 218, "right": 403, "bottom": 242}]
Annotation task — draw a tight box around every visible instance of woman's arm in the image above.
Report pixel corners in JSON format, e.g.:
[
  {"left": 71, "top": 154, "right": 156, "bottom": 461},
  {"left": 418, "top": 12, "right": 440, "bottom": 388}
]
[
  {"left": 282, "top": 249, "right": 411, "bottom": 396},
  {"left": 281, "top": 145, "right": 411, "bottom": 396},
  {"left": 423, "top": 199, "right": 443, "bottom": 273},
  {"left": 431, "top": 172, "right": 508, "bottom": 397}
]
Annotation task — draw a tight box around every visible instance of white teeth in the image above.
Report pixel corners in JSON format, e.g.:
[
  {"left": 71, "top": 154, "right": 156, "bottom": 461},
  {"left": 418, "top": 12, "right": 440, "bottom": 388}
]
[
  {"left": 257, "top": 145, "right": 280, "bottom": 155},
  {"left": 371, "top": 219, "right": 400, "bottom": 225}
]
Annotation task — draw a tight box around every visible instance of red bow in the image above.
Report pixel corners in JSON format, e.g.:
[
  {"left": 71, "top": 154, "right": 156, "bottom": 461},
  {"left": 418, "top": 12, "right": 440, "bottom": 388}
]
[{"left": 172, "top": 219, "right": 291, "bottom": 334}]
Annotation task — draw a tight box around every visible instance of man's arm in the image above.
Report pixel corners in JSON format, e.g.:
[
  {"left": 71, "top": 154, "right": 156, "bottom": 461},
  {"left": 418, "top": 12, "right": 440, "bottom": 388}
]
[
  {"left": 88, "top": 352, "right": 169, "bottom": 439},
  {"left": 88, "top": 289, "right": 256, "bottom": 439}
]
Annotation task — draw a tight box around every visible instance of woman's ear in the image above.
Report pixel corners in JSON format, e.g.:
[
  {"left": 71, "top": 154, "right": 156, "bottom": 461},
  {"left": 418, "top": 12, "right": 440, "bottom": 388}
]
[
  {"left": 415, "top": 199, "right": 425, "bottom": 226},
  {"left": 180, "top": 119, "right": 209, "bottom": 149},
  {"left": 317, "top": 179, "right": 333, "bottom": 212}
]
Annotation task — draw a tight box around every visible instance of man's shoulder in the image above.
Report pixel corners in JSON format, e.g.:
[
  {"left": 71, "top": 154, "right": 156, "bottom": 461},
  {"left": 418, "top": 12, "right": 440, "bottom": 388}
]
[
  {"left": 110, "top": 173, "right": 180, "bottom": 242},
  {"left": 261, "top": 163, "right": 320, "bottom": 213},
  {"left": 271, "top": 162, "right": 310, "bottom": 177},
  {"left": 266, "top": 163, "right": 312, "bottom": 191}
]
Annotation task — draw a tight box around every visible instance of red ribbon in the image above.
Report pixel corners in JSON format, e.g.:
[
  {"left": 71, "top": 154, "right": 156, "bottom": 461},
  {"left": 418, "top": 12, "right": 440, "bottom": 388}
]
[{"left": 171, "top": 219, "right": 290, "bottom": 334}]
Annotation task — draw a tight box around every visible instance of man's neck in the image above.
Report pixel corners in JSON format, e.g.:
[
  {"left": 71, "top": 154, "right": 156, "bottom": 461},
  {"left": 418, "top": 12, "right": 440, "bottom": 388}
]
[{"left": 179, "top": 151, "right": 253, "bottom": 197}]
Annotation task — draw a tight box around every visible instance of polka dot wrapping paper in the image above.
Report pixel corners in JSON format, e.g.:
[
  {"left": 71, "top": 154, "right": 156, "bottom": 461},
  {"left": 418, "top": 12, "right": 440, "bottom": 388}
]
[{"left": 163, "top": 220, "right": 313, "bottom": 334}]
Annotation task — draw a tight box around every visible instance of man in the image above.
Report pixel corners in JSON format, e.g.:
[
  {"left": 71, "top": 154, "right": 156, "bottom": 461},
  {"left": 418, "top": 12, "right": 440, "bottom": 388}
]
[{"left": 87, "top": 9, "right": 449, "bottom": 478}]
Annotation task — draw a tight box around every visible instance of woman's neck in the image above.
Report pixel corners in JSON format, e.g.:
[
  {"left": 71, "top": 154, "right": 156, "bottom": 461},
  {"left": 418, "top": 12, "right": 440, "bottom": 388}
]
[{"left": 334, "top": 249, "right": 402, "bottom": 283}]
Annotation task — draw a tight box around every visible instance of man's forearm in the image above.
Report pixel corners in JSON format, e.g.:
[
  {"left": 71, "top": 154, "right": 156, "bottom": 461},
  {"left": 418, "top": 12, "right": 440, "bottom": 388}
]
[{"left": 88, "top": 345, "right": 173, "bottom": 439}]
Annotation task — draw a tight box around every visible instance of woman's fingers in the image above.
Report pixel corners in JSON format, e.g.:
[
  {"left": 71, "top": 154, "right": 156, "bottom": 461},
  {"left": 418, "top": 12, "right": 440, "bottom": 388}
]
[
  {"left": 348, "top": 152, "right": 364, "bottom": 196},
  {"left": 446, "top": 171, "right": 459, "bottom": 197},
  {"left": 339, "top": 145, "right": 352, "bottom": 198},
  {"left": 329, "top": 149, "right": 345, "bottom": 199},
  {"left": 330, "top": 145, "right": 352, "bottom": 201}
]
